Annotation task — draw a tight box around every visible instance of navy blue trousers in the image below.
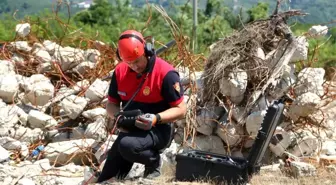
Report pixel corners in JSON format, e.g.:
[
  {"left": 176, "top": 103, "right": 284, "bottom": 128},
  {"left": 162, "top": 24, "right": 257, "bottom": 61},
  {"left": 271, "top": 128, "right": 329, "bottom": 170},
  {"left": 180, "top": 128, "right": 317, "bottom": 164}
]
[{"left": 97, "top": 124, "right": 173, "bottom": 182}]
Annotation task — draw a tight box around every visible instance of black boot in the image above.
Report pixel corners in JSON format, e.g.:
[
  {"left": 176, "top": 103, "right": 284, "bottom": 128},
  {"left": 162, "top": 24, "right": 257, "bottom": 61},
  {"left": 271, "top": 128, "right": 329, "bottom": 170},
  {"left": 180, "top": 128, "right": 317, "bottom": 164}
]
[{"left": 143, "top": 156, "right": 163, "bottom": 179}]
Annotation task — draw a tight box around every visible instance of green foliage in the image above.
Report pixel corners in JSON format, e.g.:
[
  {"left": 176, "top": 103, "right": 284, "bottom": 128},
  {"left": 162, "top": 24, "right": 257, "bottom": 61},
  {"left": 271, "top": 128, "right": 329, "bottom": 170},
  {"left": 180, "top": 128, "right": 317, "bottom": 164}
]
[
  {"left": 0, "top": 0, "right": 335, "bottom": 69},
  {"left": 246, "top": 2, "right": 269, "bottom": 22}
]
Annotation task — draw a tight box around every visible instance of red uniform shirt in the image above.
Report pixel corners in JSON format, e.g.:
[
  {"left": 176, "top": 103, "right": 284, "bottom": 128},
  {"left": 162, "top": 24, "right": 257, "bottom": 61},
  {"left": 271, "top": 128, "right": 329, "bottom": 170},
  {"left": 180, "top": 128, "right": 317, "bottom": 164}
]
[{"left": 107, "top": 56, "right": 184, "bottom": 114}]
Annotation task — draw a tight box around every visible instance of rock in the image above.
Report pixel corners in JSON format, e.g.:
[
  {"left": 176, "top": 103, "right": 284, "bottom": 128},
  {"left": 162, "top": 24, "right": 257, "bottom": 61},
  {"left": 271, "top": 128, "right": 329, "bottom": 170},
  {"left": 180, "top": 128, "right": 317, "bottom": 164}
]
[
  {"left": 186, "top": 135, "right": 226, "bottom": 155},
  {"left": 0, "top": 60, "right": 15, "bottom": 76},
  {"left": 216, "top": 122, "right": 243, "bottom": 147},
  {"left": 245, "top": 110, "right": 267, "bottom": 137},
  {"left": 308, "top": 25, "right": 328, "bottom": 37},
  {"left": 8, "top": 126, "right": 43, "bottom": 143},
  {"left": 290, "top": 36, "right": 308, "bottom": 62},
  {"left": 195, "top": 108, "right": 221, "bottom": 136},
  {"left": 0, "top": 104, "right": 20, "bottom": 128},
  {"left": 256, "top": 47, "right": 266, "bottom": 60},
  {"left": 53, "top": 46, "right": 85, "bottom": 71},
  {"left": 33, "top": 48, "right": 52, "bottom": 63},
  {"left": 44, "top": 139, "right": 98, "bottom": 166},
  {"left": 17, "top": 178, "right": 35, "bottom": 185},
  {"left": 94, "top": 134, "right": 117, "bottom": 163},
  {"left": 43, "top": 40, "right": 60, "bottom": 55},
  {"left": 289, "top": 161, "right": 316, "bottom": 177},
  {"left": 288, "top": 92, "right": 321, "bottom": 121},
  {"left": 72, "top": 61, "right": 95, "bottom": 74},
  {"left": 84, "top": 117, "right": 107, "bottom": 140},
  {"left": 85, "top": 79, "right": 109, "bottom": 102},
  {"left": 126, "top": 163, "right": 145, "bottom": 179},
  {"left": 11, "top": 53, "right": 25, "bottom": 65},
  {"left": 82, "top": 107, "right": 107, "bottom": 120},
  {"left": 321, "top": 140, "right": 336, "bottom": 156},
  {"left": 173, "top": 127, "right": 184, "bottom": 144},
  {"left": 290, "top": 131, "right": 318, "bottom": 157},
  {"left": 0, "top": 137, "right": 22, "bottom": 150},
  {"left": 37, "top": 62, "right": 52, "bottom": 74},
  {"left": 219, "top": 69, "right": 248, "bottom": 104},
  {"left": 0, "top": 74, "right": 19, "bottom": 103},
  {"left": 0, "top": 145, "right": 9, "bottom": 162},
  {"left": 24, "top": 74, "right": 55, "bottom": 106},
  {"left": 15, "top": 23, "right": 31, "bottom": 37},
  {"left": 270, "top": 64, "right": 297, "bottom": 99},
  {"left": 28, "top": 110, "right": 58, "bottom": 129},
  {"left": 294, "top": 67, "right": 325, "bottom": 96},
  {"left": 59, "top": 95, "right": 88, "bottom": 119},
  {"left": 72, "top": 79, "right": 90, "bottom": 92},
  {"left": 269, "top": 127, "right": 292, "bottom": 156},
  {"left": 231, "top": 106, "right": 246, "bottom": 124},
  {"left": 49, "top": 126, "right": 85, "bottom": 143},
  {"left": 85, "top": 49, "right": 101, "bottom": 63},
  {"left": 9, "top": 41, "right": 32, "bottom": 52}
]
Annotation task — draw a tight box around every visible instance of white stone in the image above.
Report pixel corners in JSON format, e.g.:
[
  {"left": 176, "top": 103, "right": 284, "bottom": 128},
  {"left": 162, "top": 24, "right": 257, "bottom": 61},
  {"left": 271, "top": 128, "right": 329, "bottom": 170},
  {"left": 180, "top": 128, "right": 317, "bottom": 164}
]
[
  {"left": 44, "top": 139, "right": 97, "bottom": 165},
  {"left": 72, "top": 79, "right": 90, "bottom": 92},
  {"left": 288, "top": 92, "right": 320, "bottom": 121},
  {"left": 85, "top": 79, "right": 109, "bottom": 102},
  {"left": 84, "top": 117, "right": 107, "bottom": 140},
  {"left": 231, "top": 150, "right": 244, "bottom": 158},
  {"left": 28, "top": 110, "right": 58, "bottom": 129},
  {"left": 256, "top": 47, "right": 266, "bottom": 60},
  {"left": 0, "top": 60, "right": 15, "bottom": 76},
  {"left": 290, "top": 36, "right": 308, "bottom": 62},
  {"left": 246, "top": 110, "right": 267, "bottom": 137},
  {"left": 269, "top": 127, "right": 292, "bottom": 156},
  {"left": 53, "top": 46, "right": 85, "bottom": 71},
  {"left": 216, "top": 123, "right": 243, "bottom": 147},
  {"left": 0, "top": 137, "right": 22, "bottom": 150},
  {"left": 9, "top": 41, "right": 32, "bottom": 52},
  {"left": 37, "top": 62, "right": 52, "bottom": 74},
  {"left": 43, "top": 40, "right": 59, "bottom": 55},
  {"left": 186, "top": 135, "right": 226, "bottom": 155},
  {"left": 290, "top": 161, "right": 316, "bottom": 177},
  {"left": 9, "top": 126, "right": 43, "bottom": 143},
  {"left": 219, "top": 69, "right": 248, "bottom": 104},
  {"left": 11, "top": 53, "right": 25, "bottom": 65},
  {"left": 72, "top": 61, "right": 95, "bottom": 74},
  {"left": 321, "top": 140, "right": 336, "bottom": 156},
  {"left": 294, "top": 67, "right": 325, "bottom": 96},
  {"left": 231, "top": 106, "right": 246, "bottom": 124},
  {"left": 196, "top": 108, "right": 220, "bottom": 136},
  {"left": 17, "top": 178, "right": 35, "bottom": 185},
  {"left": 85, "top": 49, "right": 101, "bottom": 63},
  {"left": 0, "top": 74, "right": 19, "bottom": 103},
  {"left": 24, "top": 74, "right": 54, "bottom": 106},
  {"left": 308, "top": 25, "right": 328, "bottom": 37},
  {"left": 0, "top": 145, "right": 9, "bottom": 162},
  {"left": 290, "top": 133, "right": 318, "bottom": 157},
  {"left": 94, "top": 134, "right": 116, "bottom": 163},
  {"left": 82, "top": 107, "right": 107, "bottom": 120},
  {"left": 59, "top": 95, "right": 88, "bottom": 119},
  {"left": 33, "top": 49, "right": 52, "bottom": 63},
  {"left": 0, "top": 105, "right": 19, "bottom": 128},
  {"left": 270, "top": 64, "right": 297, "bottom": 99},
  {"left": 15, "top": 23, "right": 31, "bottom": 37}
]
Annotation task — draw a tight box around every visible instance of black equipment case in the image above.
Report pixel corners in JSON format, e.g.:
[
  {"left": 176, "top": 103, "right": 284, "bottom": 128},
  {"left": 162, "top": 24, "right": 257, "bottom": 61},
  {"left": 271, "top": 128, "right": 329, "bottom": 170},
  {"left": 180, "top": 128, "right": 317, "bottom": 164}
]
[{"left": 175, "top": 101, "right": 285, "bottom": 185}]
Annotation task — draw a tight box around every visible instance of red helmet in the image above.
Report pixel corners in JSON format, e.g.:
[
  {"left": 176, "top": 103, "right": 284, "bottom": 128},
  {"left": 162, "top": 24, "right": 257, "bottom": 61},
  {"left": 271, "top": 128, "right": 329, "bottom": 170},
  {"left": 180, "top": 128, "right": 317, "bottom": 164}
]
[{"left": 117, "top": 30, "right": 145, "bottom": 62}]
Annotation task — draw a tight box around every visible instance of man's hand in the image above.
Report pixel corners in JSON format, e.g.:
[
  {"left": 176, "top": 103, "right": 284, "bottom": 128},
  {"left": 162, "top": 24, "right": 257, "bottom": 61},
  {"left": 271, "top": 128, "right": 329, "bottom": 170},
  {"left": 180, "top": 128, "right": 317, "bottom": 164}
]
[{"left": 135, "top": 113, "right": 157, "bottom": 130}]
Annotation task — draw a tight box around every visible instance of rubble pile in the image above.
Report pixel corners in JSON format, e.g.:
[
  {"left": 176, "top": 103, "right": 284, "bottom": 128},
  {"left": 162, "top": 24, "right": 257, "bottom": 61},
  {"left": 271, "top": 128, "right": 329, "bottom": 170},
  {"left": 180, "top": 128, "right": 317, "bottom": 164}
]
[
  {"left": 176, "top": 11, "right": 336, "bottom": 177},
  {"left": 0, "top": 14, "right": 335, "bottom": 185}
]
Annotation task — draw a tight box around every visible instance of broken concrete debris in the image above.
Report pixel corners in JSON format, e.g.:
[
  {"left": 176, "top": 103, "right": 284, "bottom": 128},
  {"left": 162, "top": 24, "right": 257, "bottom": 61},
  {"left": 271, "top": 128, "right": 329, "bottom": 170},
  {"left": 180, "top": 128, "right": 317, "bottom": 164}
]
[{"left": 0, "top": 20, "right": 335, "bottom": 185}]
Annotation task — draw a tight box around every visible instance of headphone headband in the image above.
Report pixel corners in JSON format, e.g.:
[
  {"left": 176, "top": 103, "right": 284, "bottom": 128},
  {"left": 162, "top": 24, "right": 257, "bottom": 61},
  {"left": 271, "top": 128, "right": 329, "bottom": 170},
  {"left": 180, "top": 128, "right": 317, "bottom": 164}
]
[{"left": 118, "top": 34, "right": 145, "bottom": 44}]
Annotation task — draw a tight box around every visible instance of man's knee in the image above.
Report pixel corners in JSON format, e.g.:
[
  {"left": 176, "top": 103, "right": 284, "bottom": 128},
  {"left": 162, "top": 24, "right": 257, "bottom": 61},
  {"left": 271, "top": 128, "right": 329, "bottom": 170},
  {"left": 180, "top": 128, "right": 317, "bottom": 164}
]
[{"left": 118, "top": 136, "right": 139, "bottom": 158}]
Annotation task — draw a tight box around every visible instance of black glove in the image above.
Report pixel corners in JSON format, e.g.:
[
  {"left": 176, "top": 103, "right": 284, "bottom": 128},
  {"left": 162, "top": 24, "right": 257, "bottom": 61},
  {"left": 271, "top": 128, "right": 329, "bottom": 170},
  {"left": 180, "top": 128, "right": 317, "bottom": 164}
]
[{"left": 115, "top": 110, "right": 142, "bottom": 130}]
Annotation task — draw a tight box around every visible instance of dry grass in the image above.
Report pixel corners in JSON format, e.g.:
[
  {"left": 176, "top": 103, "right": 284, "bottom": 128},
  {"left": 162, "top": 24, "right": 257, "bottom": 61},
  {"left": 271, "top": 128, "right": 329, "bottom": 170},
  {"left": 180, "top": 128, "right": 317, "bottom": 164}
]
[{"left": 103, "top": 165, "right": 336, "bottom": 185}]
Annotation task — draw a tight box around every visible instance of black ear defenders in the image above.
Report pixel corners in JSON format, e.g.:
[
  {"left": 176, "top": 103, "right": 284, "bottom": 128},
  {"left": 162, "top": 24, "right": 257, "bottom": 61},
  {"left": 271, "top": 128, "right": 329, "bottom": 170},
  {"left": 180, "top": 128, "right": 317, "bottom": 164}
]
[{"left": 115, "top": 34, "right": 155, "bottom": 62}]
